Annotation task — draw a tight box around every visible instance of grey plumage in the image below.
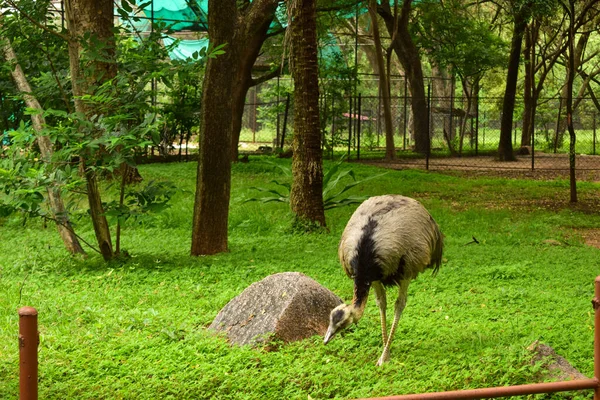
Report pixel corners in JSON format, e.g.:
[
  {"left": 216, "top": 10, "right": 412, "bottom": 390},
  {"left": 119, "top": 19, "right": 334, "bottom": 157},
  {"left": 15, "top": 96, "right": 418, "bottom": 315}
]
[{"left": 324, "top": 194, "right": 443, "bottom": 366}]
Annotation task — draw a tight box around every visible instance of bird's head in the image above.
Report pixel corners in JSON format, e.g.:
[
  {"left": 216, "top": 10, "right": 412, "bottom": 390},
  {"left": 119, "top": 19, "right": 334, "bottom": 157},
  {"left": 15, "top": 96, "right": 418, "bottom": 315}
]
[{"left": 324, "top": 303, "right": 359, "bottom": 344}]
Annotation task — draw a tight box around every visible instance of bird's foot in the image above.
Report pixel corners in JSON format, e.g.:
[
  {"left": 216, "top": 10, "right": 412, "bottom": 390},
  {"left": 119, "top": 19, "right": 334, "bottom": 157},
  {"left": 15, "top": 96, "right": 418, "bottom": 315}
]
[{"left": 375, "top": 352, "right": 390, "bottom": 367}]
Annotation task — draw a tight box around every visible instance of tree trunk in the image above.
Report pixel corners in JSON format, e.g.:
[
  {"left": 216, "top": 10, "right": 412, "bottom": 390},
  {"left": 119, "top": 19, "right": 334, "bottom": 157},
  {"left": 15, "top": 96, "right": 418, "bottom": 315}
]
[
  {"left": 555, "top": 31, "right": 591, "bottom": 150},
  {"left": 289, "top": 0, "right": 326, "bottom": 228},
  {"left": 191, "top": 0, "right": 279, "bottom": 255},
  {"left": 0, "top": 33, "right": 85, "bottom": 256},
  {"left": 192, "top": 0, "right": 237, "bottom": 255},
  {"left": 521, "top": 22, "right": 535, "bottom": 148},
  {"left": 431, "top": 63, "right": 457, "bottom": 155},
  {"left": 498, "top": 9, "right": 527, "bottom": 161},
  {"left": 65, "top": 0, "right": 115, "bottom": 260},
  {"left": 498, "top": 10, "right": 528, "bottom": 161},
  {"left": 379, "top": 0, "right": 429, "bottom": 154},
  {"left": 565, "top": 1, "right": 577, "bottom": 203},
  {"left": 368, "top": 0, "right": 395, "bottom": 160}
]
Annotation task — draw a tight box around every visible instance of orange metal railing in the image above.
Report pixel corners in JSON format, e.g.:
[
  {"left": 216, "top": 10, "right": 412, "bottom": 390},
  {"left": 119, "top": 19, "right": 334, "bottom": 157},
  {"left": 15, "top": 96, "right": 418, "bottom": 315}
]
[
  {"left": 17, "top": 277, "right": 600, "bottom": 400},
  {"left": 359, "top": 276, "right": 600, "bottom": 400}
]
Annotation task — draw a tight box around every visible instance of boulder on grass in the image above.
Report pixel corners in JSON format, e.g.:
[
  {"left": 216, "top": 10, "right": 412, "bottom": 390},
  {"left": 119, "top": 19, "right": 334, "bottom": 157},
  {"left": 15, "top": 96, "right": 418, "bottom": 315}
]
[
  {"left": 528, "top": 341, "right": 587, "bottom": 381},
  {"left": 209, "top": 272, "right": 342, "bottom": 347}
]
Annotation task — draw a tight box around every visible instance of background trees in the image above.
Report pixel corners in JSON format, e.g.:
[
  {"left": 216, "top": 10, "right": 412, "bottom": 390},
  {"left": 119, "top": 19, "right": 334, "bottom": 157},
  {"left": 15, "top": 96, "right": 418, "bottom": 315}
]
[{"left": 2, "top": 0, "right": 600, "bottom": 259}]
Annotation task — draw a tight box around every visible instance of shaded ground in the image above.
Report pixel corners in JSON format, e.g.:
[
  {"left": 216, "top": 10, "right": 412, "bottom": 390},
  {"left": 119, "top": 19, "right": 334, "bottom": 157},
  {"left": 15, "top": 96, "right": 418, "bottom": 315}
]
[
  {"left": 578, "top": 229, "right": 600, "bottom": 249},
  {"left": 361, "top": 152, "right": 600, "bottom": 182}
]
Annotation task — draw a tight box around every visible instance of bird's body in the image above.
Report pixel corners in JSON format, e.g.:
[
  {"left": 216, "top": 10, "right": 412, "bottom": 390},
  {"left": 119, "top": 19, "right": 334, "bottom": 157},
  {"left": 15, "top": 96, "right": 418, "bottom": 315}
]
[{"left": 324, "top": 195, "right": 443, "bottom": 366}]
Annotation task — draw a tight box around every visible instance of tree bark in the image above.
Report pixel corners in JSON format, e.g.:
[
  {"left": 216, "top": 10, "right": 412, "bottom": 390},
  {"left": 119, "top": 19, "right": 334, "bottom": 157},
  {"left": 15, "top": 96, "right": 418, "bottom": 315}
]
[
  {"left": 289, "top": 0, "right": 326, "bottom": 228},
  {"left": 191, "top": 0, "right": 279, "bottom": 255},
  {"left": 498, "top": 8, "right": 529, "bottom": 161},
  {"left": 368, "top": 0, "right": 395, "bottom": 160},
  {"left": 521, "top": 22, "right": 535, "bottom": 148},
  {"left": 65, "top": 0, "right": 115, "bottom": 260},
  {"left": 379, "top": 0, "right": 429, "bottom": 154},
  {"left": 565, "top": 1, "right": 577, "bottom": 203},
  {"left": 0, "top": 33, "right": 85, "bottom": 255}
]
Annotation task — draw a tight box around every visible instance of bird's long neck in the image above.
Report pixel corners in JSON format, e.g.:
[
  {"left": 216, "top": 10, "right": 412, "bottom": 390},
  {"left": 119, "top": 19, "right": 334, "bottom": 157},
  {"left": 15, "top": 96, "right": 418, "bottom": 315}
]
[{"left": 351, "top": 279, "right": 370, "bottom": 321}]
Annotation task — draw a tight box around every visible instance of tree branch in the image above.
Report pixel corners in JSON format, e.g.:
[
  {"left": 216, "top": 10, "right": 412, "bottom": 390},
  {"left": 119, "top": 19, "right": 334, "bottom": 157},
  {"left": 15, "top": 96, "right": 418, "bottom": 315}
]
[
  {"left": 4, "top": 0, "right": 69, "bottom": 41},
  {"left": 250, "top": 64, "right": 285, "bottom": 87},
  {"left": 42, "top": 215, "right": 100, "bottom": 255}
]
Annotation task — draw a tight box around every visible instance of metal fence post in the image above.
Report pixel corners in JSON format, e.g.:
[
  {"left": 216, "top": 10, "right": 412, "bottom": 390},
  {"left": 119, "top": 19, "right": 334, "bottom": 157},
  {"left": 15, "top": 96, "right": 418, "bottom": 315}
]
[
  {"left": 331, "top": 96, "right": 336, "bottom": 160},
  {"left": 426, "top": 83, "right": 431, "bottom": 171},
  {"left": 19, "top": 307, "right": 38, "bottom": 400},
  {"left": 348, "top": 95, "right": 353, "bottom": 159},
  {"left": 531, "top": 119, "right": 535, "bottom": 171},
  {"left": 403, "top": 78, "right": 408, "bottom": 151},
  {"left": 475, "top": 92, "right": 479, "bottom": 156},
  {"left": 357, "top": 94, "right": 362, "bottom": 161},
  {"left": 593, "top": 112, "right": 597, "bottom": 156}
]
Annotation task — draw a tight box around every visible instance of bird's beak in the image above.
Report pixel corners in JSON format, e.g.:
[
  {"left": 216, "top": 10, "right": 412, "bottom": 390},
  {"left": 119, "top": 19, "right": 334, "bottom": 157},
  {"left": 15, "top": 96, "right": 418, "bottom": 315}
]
[{"left": 323, "top": 326, "right": 335, "bottom": 344}]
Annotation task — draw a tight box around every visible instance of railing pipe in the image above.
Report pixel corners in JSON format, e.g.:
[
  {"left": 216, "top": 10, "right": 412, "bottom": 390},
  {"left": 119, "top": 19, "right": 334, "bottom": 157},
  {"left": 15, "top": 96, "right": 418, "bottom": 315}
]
[
  {"left": 358, "top": 379, "right": 598, "bottom": 400},
  {"left": 593, "top": 276, "right": 600, "bottom": 399},
  {"left": 359, "top": 276, "right": 600, "bottom": 400},
  {"left": 19, "top": 306, "right": 38, "bottom": 400}
]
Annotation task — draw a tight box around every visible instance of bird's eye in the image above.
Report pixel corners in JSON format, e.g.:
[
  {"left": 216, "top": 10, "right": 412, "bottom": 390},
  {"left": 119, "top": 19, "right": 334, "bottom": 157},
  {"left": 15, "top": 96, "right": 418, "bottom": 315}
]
[{"left": 331, "top": 309, "right": 345, "bottom": 324}]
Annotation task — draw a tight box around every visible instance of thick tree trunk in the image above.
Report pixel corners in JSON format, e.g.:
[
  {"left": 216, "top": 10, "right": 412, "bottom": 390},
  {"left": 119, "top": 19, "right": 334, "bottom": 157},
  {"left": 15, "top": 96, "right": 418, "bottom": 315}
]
[
  {"left": 368, "top": 0, "right": 395, "bottom": 160},
  {"left": 379, "top": 0, "right": 429, "bottom": 154},
  {"left": 289, "top": 0, "right": 326, "bottom": 228},
  {"left": 498, "top": 11, "right": 528, "bottom": 161},
  {"left": 192, "top": 0, "right": 279, "bottom": 255},
  {"left": 192, "top": 1, "right": 237, "bottom": 255},
  {"left": 0, "top": 34, "right": 85, "bottom": 255},
  {"left": 65, "top": 0, "right": 116, "bottom": 260}
]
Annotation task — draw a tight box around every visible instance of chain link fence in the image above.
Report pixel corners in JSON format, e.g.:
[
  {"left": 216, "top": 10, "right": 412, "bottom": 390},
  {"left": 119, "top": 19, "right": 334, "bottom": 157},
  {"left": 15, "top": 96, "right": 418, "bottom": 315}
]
[{"left": 241, "top": 85, "right": 600, "bottom": 172}]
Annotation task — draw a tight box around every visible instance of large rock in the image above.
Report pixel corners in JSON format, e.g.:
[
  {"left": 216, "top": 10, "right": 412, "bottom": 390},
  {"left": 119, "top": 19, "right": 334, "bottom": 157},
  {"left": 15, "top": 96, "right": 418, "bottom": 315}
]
[
  {"left": 527, "top": 341, "right": 587, "bottom": 381},
  {"left": 209, "top": 272, "right": 342, "bottom": 347}
]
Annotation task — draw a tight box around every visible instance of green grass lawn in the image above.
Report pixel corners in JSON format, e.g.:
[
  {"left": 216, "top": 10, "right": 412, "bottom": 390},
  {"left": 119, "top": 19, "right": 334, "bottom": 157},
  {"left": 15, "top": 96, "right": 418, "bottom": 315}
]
[{"left": 1, "top": 158, "right": 600, "bottom": 399}]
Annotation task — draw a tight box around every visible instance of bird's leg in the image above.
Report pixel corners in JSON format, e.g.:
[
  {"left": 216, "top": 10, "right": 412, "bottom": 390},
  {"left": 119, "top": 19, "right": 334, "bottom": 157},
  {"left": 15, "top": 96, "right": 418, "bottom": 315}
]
[
  {"left": 376, "top": 280, "right": 409, "bottom": 366},
  {"left": 372, "top": 281, "right": 388, "bottom": 345}
]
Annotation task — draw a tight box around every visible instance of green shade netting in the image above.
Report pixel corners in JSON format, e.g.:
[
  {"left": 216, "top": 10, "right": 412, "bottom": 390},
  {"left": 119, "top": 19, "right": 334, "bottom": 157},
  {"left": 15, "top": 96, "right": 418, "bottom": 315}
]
[
  {"left": 162, "top": 34, "right": 343, "bottom": 63},
  {"left": 319, "top": 33, "right": 344, "bottom": 68},
  {"left": 142, "top": 0, "right": 208, "bottom": 31},
  {"left": 162, "top": 36, "right": 209, "bottom": 60},
  {"left": 119, "top": 1, "right": 357, "bottom": 63},
  {"left": 139, "top": 1, "right": 286, "bottom": 33}
]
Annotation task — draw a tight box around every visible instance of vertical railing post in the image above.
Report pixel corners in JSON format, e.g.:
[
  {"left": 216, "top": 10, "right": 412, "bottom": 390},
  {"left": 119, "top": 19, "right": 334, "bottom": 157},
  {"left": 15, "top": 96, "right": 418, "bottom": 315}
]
[
  {"left": 19, "top": 306, "right": 38, "bottom": 400},
  {"left": 593, "top": 277, "right": 600, "bottom": 400}
]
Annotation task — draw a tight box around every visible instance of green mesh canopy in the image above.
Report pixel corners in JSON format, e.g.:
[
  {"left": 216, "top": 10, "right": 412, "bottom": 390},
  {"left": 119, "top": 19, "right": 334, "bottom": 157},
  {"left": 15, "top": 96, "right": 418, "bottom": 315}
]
[
  {"left": 119, "top": 1, "right": 352, "bottom": 63},
  {"left": 162, "top": 35, "right": 209, "bottom": 60},
  {"left": 142, "top": 0, "right": 208, "bottom": 31}
]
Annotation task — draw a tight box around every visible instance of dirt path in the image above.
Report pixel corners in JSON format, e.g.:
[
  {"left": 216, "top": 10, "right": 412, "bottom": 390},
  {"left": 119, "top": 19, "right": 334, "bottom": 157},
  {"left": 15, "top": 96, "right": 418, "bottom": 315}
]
[{"left": 360, "top": 152, "right": 600, "bottom": 182}]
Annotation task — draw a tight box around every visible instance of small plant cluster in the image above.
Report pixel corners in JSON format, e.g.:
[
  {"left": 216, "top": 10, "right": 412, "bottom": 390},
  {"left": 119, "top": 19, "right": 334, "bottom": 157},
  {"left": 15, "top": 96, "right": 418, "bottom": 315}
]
[{"left": 245, "top": 157, "right": 385, "bottom": 210}]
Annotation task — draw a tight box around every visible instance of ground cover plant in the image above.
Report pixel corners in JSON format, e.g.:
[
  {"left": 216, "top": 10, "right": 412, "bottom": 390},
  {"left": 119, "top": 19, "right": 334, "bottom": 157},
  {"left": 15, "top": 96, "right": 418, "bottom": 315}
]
[{"left": 1, "top": 159, "right": 600, "bottom": 399}]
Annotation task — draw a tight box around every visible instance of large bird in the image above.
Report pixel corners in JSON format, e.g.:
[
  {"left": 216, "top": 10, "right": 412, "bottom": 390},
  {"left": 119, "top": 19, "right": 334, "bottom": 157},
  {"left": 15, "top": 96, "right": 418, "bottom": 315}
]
[{"left": 324, "top": 194, "right": 443, "bottom": 366}]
